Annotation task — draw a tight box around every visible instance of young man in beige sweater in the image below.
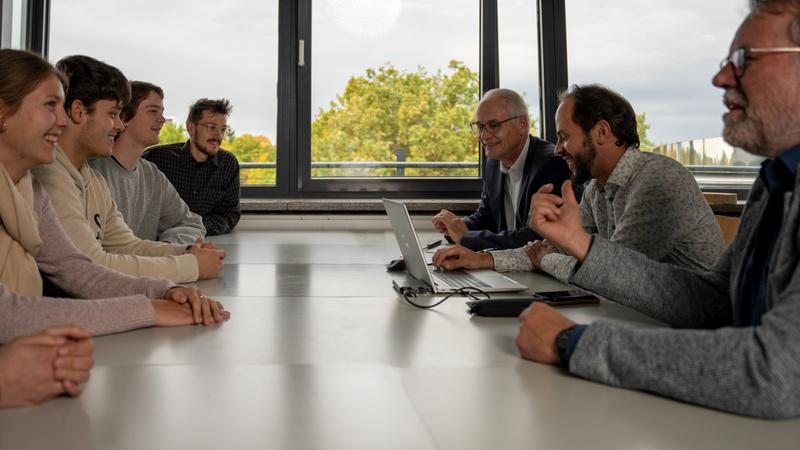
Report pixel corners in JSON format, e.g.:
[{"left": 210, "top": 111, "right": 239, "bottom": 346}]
[{"left": 32, "top": 55, "right": 224, "bottom": 283}]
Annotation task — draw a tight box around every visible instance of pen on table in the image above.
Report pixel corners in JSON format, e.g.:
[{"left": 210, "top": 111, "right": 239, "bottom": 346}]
[{"left": 422, "top": 240, "right": 443, "bottom": 252}]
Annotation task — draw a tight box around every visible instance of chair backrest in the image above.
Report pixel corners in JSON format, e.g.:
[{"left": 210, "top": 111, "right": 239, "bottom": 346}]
[
  {"left": 703, "top": 192, "right": 738, "bottom": 205},
  {"left": 715, "top": 215, "right": 740, "bottom": 246}
]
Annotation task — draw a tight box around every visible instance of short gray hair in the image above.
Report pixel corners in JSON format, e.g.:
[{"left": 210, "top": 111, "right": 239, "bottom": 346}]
[
  {"left": 750, "top": 0, "right": 800, "bottom": 12},
  {"left": 479, "top": 88, "right": 529, "bottom": 119},
  {"left": 749, "top": 0, "right": 800, "bottom": 44}
]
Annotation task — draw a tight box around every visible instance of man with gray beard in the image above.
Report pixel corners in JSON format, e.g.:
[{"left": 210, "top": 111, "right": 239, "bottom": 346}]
[{"left": 515, "top": 0, "right": 800, "bottom": 419}]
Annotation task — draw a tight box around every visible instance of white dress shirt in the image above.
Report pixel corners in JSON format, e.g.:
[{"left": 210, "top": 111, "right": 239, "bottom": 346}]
[{"left": 498, "top": 138, "right": 530, "bottom": 231}]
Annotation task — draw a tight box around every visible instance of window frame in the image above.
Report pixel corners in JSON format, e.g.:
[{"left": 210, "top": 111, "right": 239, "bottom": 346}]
[
  {"left": 3, "top": 0, "right": 48, "bottom": 51},
  {"left": 35, "top": 0, "right": 750, "bottom": 199},
  {"left": 26, "top": 0, "right": 48, "bottom": 54},
  {"left": 287, "top": 0, "right": 501, "bottom": 199},
  {"left": 33, "top": 0, "right": 555, "bottom": 199}
]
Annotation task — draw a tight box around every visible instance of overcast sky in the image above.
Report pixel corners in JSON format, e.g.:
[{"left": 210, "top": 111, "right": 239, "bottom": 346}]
[{"left": 49, "top": 0, "right": 747, "bottom": 146}]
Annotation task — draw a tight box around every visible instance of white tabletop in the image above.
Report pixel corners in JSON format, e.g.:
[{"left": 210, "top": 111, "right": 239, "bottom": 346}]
[{"left": 2, "top": 230, "right": 798, "bottom": 450}]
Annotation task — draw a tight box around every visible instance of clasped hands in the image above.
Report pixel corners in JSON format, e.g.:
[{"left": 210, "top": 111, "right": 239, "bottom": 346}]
[
  {"left": 0, "top": 325, "right": 95, "bottom": 407},
  {"left": 185, "top": 238, "right": 226, "bottom": 280},
  {"left": 156, "top": 286, "right": 231, "bottom": 326},
  {"left": 185, "top": 238, "right": 224, "bottom": 256}
]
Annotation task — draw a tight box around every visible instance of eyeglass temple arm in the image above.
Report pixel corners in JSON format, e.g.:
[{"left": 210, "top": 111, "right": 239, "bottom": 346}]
[{"left": 749, "top": 47, "right": 800, "bottom": 53}]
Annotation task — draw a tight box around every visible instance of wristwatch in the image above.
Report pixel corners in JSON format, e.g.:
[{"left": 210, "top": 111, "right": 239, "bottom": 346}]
[{"left": 555, "top": 325, "right": 578, "bottom": 366}]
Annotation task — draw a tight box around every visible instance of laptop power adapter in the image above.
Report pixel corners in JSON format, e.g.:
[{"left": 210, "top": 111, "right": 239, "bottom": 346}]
[{"left": 392, "top": 279, "right": 433, "bottom": 296}]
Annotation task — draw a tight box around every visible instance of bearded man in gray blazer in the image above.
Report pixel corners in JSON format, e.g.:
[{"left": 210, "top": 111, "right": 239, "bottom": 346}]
[{"left": 516, "top": 0, "right": 800, "bottom": 419}]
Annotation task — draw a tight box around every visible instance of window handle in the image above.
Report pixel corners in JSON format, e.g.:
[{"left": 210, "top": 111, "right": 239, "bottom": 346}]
[{"left": 298, "top": 39, "right": 305, "bottom": 67}]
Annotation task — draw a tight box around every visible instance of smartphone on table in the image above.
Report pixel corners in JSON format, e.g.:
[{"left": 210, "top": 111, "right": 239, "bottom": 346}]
[{"left": 466, "top": 290, "right": 598, "bottom": 317}]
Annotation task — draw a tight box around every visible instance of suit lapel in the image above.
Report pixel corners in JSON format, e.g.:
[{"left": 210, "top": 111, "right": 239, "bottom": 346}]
[
  {"left": 516, "top": 136, "right": 536, "bottom": 227},
  {"left": 518, "top": 136, "right": 553, "bottom": 226}
]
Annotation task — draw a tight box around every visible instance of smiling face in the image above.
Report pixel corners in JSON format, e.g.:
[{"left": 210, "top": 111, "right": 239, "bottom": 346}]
[
  {"left": 0, "top": 74, "right": 67, "bottom": 174},
  {"left": 123, "top": 90, "right": 165, "bottom": 148},
  {"left": 554, "top": 98, "right": 596, "bottom": 185},
  {"left": 187, "top": 110, "right": 227, "bottom": 158},
  {"left": 474, "top": 97, "right": 528, "bottom": 167},
  {"left": 712, "top": 11, "right": 800, "bottom": 158},
  {"left": 75, "top": 98, "right": 125, "bottom": 158}
]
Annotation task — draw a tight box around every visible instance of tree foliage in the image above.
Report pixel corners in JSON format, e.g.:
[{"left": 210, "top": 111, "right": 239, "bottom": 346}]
[
  {"left": 159, "top": 122, "right": 189, "bottom": 145},
  {"left": 157, "top": 122, "right": 277, "bottom": 185},
  {"left": 223, "top": 133, "right": 276, "bottom": 185},
  {"left": 311, "top": 61, "right": 480, "bottom": 176},
  {"left": 636, "top": 113, "right": 655, "bottom": 151},
  {"left": 159, "top": 60, "right": 683, "bottom": 184}
]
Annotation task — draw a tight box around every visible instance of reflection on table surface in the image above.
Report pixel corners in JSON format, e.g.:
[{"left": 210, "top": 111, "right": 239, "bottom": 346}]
[{"left": 2, "top": 230, "right": 798, "bottom": 450}]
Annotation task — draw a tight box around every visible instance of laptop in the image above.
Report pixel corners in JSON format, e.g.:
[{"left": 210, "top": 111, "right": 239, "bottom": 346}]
[{"left": 383, "top": 198, "right": 528, "bottom": 293}]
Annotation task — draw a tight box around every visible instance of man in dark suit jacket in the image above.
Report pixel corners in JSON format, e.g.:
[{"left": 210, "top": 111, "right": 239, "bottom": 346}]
[{"left": 432, "top": 88, "right": 571, "bottom": 251}]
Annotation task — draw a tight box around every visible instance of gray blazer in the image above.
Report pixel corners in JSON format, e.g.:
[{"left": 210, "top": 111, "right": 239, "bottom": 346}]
[{"left": 566, "top": 170, "right": 800, "bottom": 419}]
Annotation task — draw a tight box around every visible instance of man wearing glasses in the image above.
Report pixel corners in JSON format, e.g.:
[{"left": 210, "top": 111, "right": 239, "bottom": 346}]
[
  {"left": 515, "top": 0, "right": 800, "bottom": 418},
  {"left": 432, "top": 88, "right": 571, "bottom": 251},
  {"left": 432, "top": 84, "right": 725, "bottom": 280},
  {"left": 145, "top": 98, "right": 241, "bottom": 236}
]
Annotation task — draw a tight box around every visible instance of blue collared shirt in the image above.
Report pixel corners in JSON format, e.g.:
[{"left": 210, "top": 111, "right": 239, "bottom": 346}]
[{"left": 737, "top": 144, "right": 800, "bottom": 326}]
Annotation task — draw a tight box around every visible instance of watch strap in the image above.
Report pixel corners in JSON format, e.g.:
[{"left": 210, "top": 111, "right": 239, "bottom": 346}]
[{"left": 556, "top": 325, "right": 579, "bottom": 366}]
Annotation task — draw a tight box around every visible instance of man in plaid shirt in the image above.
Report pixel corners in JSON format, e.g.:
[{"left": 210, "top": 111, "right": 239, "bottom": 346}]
[{"left": 145, "top": 98, "right": 241, "bottom": 236}]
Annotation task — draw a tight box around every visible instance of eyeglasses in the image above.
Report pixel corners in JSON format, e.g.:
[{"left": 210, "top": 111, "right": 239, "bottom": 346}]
[
  {"left": 468, "top": 116, "right": 521, "bottom": 134},
  {"left": 197, "top": 123, "right": 231, "bottom": 135},
  {"left": 719, "top": 47, "right": 800, "bottom": 78}
]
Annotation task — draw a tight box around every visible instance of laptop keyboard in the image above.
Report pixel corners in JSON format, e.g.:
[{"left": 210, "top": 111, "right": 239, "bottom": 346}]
[{"left": 434, "top": 270, "right": 491, "bottom": 289}]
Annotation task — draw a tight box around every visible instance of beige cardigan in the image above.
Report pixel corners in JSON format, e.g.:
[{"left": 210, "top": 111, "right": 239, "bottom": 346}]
[
  {"left": 32, "top": 148, "right": 199, "bottom": 283},
  {"left": 0, "top": 179, "right": 172, "bottom": 343}
]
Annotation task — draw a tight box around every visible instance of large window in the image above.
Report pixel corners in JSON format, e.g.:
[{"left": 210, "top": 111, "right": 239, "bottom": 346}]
[
  {"left": 50, "top": 0, "right": 753, "bottom": 196},
  {"left": 309, "top": 0, "right": 480, "bottom": 179},
  {"left": 47, "top": 0, "right": 540, "bottom": 196},
  {"left": 498, "top": 0, "right": 541, "bottom": 137},
  {"left": 566, "top": 0, "right": 757, "bottom": 188},
  {"left": 23, "top": 0, "right": 764, "bottom": 196},
  {"left": 49, "top": 0, "right": 280, "bottom": 186}
]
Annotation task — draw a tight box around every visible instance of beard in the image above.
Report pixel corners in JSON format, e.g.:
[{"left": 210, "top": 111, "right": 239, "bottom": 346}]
[
  {"left": 723, "top": 87, "right": 798, "bottom": 158},
  {"left": 192, "top": 138, "right": 221, "bottom": 157},
  {"left": 198, "top": 142, "right": 218, "bottom": 156},
  {"left": 572, "top": 135, "right": 597, "bottom": 185},
  {"left": 722, "top": 89, "right": 769, "bottom": 157}
]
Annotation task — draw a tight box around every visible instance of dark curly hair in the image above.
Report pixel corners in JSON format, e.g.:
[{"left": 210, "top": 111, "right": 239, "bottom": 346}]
[
  {"left": 56, "top": 55, "right": 130, "bottom": 114},
  {"left": 558, "top": 84, "right": 640, "bottom": 149},
  {"left": 187, "top": 98, "right": 232, "bottom": 124}
]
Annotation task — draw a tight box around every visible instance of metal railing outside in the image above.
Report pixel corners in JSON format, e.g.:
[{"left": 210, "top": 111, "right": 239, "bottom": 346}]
[
  {"left": 239, "top": 146, "right": 762, "bottom": 188},
  {"left": 239, "top": 161, "right": 481, "bottom": 182}
]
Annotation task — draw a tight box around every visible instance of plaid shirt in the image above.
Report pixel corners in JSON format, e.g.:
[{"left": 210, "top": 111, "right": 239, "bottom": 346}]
[{"left": 144, "top": 141, "right": 240, "bottom": 236}]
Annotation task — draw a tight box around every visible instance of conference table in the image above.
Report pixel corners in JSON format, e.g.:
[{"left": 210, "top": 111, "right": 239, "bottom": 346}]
[{"left": 1, "top": 225, "right": 798, "bottom": 450}]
